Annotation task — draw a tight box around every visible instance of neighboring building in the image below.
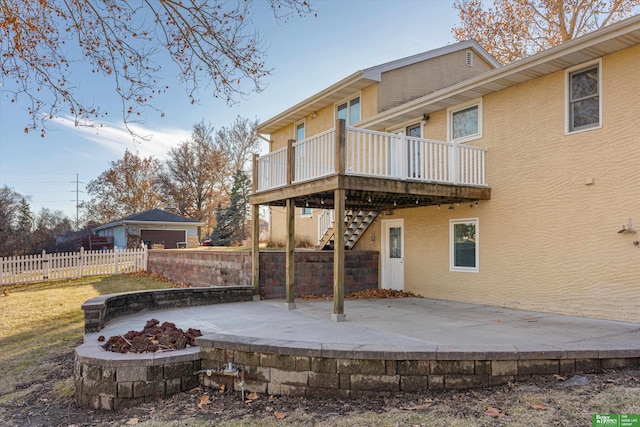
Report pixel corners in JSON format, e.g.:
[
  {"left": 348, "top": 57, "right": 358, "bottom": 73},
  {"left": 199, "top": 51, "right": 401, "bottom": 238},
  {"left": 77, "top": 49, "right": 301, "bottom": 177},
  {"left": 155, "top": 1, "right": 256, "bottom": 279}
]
[
  {"left": 251, "top": 15, "right": 640, "bottom": 323},
  {"left": 94, "top": 209, "right": 203, "bottom": 249}
]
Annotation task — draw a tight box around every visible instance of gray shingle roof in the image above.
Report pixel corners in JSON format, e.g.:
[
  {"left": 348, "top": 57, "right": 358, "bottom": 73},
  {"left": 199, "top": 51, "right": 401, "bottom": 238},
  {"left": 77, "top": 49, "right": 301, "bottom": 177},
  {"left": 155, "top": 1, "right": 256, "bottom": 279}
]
[{"left": 120, "top": 209, "right": 201, "bottom": 223}]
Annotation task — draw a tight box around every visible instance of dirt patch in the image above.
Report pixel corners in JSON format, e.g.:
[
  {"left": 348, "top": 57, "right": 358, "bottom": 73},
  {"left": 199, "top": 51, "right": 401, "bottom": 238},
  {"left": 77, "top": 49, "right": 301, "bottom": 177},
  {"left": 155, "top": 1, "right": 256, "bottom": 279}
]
[{"left": 100, "top": 319, "right": 202, "bottom": 353}]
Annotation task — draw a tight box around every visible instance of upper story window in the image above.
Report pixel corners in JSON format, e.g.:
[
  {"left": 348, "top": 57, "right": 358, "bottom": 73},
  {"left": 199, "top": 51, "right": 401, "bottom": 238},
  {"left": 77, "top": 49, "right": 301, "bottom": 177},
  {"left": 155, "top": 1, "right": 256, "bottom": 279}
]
[
  {"left": 295, "top": 120, "right": 305, "bottom": 141},
  {"left": 448, "top": 99, "right": 482, "bottom": 142},
  {"left": 337, "top": 96, "right": 361, "bottom": 125},
  {"left": 406, "top": 123, "right": 421, "bottom": 137},
  {"left": 567, "top": 60, "right": 601, "bottom": 133}
]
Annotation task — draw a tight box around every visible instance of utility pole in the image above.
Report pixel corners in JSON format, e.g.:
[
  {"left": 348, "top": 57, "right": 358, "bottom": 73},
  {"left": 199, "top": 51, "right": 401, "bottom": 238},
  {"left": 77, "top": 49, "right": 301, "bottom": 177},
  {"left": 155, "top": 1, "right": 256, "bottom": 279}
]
[{"left": 76, "top": 173, "right": 79, "bottom": 231}]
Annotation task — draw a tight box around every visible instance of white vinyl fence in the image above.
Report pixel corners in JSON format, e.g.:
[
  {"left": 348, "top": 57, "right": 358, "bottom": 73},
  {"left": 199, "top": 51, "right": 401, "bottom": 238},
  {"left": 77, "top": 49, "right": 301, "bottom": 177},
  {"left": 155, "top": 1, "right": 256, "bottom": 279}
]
[{"left": 0, "top": 247, "right": 148, "bottom": 286}]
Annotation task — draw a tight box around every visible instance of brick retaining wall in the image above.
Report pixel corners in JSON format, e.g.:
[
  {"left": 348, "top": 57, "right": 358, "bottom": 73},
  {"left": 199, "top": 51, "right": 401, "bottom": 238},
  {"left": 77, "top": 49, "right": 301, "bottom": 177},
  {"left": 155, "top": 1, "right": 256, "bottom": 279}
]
[
  {"left": 196, "top": 333, "right": 640, "bottom": 398},
  {"left": 259, "top": 251, "right": 379, "bottom": 299},
  {"left": 75, "top": 347, "right": 201, "bottom": 410},
  {"left": 147, "top": 250, "right": 379, "bottom": 299},
  {"left": 81, "top": 287, "right": 255, "bottom": 333},
  {"left": 148, "top": 250, "right": 252, "bottom": 287}
]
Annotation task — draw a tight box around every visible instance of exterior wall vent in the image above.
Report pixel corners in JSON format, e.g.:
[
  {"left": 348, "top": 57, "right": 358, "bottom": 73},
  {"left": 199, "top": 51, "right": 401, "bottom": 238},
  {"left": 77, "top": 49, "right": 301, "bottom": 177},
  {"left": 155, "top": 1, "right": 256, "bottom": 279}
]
[{"left": 466, "top": 50, "right": 473, "bottom": 67}]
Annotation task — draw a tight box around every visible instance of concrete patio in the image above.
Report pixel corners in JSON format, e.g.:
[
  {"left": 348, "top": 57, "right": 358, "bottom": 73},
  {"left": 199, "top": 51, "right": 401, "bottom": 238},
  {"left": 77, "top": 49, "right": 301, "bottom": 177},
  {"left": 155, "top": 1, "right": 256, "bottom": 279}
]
[{"left": 75, "top": 296, "right": 640, "bottom": 410}]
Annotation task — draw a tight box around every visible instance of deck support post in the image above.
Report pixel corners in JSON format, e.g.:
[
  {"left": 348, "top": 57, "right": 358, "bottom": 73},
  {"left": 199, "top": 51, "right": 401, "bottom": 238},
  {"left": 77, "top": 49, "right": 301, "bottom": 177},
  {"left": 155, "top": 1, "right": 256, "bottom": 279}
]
[
  {"left": 251, "top": 154, "right": 260, "bottom": 300},
  {"left": 251, "top": 203, "right": 260, "bottom": 300},
  {"left": 332, "top": 188, "right": 346, "bottom": 322},
  {"left": 285, "top": 198, "right": 296, "bottom": 310}
]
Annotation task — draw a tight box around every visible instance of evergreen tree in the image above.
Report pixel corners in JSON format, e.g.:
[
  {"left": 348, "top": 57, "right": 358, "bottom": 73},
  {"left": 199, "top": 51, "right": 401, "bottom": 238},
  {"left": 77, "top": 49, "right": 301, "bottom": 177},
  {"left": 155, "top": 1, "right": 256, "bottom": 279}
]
[
  {"left": 210, "top": 170, "right": 252, "bottom": 246},
  {"left": 16, "top": 197, "right": 33, "bottom": 255}
]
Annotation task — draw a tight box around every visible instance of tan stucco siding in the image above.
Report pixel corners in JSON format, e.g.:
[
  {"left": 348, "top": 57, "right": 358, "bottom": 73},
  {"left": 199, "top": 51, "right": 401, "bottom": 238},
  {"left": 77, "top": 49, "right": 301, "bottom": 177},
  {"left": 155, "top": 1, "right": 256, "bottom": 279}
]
[
  {"left": 269, "top": 206, "right": 319, "bottom": 247},
  {"left": 382, "top": 45, "right": 640, "bottom": 322},
  {"left": 269, "top": 124, "right": 295, "bottom": 150},
  {"left": 360, "top": 84, "right": 378, "bottom": 120},
  {"left": 377, "top": 50, "right": 495, "bottom": 113}
]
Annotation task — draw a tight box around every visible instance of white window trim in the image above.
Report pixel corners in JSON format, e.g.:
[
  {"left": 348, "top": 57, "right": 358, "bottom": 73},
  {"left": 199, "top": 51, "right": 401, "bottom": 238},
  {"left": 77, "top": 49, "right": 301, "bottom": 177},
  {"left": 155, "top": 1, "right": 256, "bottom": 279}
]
[
  {"left": 565, "top": 58, "right": 602, "bottom": 135},
  {"left": 449, "top": 217, "right": 479, "bottom": 273},
  {"left": 301, "top": 208, "right": 313, "bottom": 218},
  {"left": 294, "top": 119, "right": 306, "bottom": 141},
  {"left": 334, "top": 92, "right": 362, "bottom": 126},
  {"left": 447, "top": 98, "right": 483, "bottom": 143}
]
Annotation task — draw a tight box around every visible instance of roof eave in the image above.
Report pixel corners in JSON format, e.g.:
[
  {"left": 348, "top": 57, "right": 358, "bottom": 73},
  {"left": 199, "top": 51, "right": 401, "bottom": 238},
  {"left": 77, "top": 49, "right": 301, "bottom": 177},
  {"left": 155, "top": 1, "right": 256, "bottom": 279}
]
[
  {"left": 358, "top": 14, "right": 640, "bottom": 131},
  {"left": 258, "top": 71, "right": 377, "bottom": 135}
]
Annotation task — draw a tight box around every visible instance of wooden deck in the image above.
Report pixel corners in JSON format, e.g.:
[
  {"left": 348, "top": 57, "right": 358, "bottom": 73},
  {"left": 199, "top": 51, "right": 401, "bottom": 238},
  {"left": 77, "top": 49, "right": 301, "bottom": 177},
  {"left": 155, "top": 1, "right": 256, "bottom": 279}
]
[
  {"left": 250, "top": 120, "right": 490, "bottom": 210},
  {"left": 249, "top": 120, "right": 491, "bottom": 321}
]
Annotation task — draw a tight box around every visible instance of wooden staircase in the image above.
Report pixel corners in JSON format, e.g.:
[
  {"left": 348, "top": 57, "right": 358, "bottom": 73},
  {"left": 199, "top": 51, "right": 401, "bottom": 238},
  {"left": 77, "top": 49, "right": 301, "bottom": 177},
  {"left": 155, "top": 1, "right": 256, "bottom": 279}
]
[{"left": 319, "top": 210, "right": 378, "bottom": 250}]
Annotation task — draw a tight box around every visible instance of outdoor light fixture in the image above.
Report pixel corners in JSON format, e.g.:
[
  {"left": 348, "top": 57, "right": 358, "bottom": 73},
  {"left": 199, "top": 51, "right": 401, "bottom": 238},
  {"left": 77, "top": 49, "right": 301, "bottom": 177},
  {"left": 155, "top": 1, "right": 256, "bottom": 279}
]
[
  {"left": 320, "top": 198, "right": 324, "bottom": 205},
  {"left": 311, "top": 111, "right": 318, "bottom": 119},
  {"left": 305, "top": 200, "right": 309, "bottom": 207},
  {"left": 437, "top": 204, "right": 441, "bottom": 209},
  {"left": 368, "top": 196, "right": 372, "bottom": 203},
  {"left": 393, "top": 200, "right": 397, "bottom": 207},
  {"left": 618, "top": 219, "right": 636, "bottom": 234},
  {"left": 448, "top": 204, "right": 454, "bottom": 210}
]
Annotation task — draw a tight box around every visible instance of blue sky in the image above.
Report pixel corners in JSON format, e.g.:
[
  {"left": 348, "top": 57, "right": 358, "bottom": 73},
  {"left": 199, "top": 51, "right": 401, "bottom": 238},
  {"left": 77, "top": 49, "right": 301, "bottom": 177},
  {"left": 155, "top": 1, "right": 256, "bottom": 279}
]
[{"left": 0, "top": 0, "right": 459, "bottom": 221}]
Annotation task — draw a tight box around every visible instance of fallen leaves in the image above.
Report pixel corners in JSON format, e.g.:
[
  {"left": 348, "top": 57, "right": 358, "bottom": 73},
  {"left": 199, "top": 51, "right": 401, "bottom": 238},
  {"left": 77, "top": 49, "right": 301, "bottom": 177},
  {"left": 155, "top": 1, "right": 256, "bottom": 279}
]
[
  {"left": 197, "top": 394, "right": 211, "bottom": 410},
  {"left": 101, "top": 319, "right": 202, "bottom": 353},
  {"left": 299, "top": 289, "right": 421, "bottom": 300},
  {"left": 274, "top": 410, "right": 287, "bottom": 419},
  {"left": 530, "top": 403, "right": 547, "bottom": 410},
  {"left": 485, "top": 406, "right": 505, "bottom": 417},
  {"left": 125, "top": 418, "right": 139, "bottom": 425}
]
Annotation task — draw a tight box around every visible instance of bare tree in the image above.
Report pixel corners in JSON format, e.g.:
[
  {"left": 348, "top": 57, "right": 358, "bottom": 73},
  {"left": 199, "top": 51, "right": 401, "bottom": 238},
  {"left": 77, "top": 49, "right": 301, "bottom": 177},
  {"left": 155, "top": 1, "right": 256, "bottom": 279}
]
[
  {"left": 0, "top": 186, "right": 22, "bottom": 256},
  {"left": 453, "top": 0, "right": 640, "bottom": 64},
  {"left": 158, "top": 120, "right": 226, "bottom": 233},
  {"left": 29, "top": 208, "right": 73, "bottom": 254},
  {"left": 82, "top": 149, "right": 163, "bottom": 224},
  {"left": 215, "top": 116, "right": 260, "bottom": 180},
  {"left": 0, "top": 0, "right": 314, "bottom": 136}
]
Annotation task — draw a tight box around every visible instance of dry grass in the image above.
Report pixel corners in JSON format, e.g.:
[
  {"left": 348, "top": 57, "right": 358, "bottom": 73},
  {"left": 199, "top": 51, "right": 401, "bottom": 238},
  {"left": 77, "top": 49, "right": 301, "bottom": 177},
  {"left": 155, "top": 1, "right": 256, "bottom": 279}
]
[
  {"left": 1, "top": 275, "right": 639, "bottom": 426},
  {"left": 0, "top": 274, "right": 171, "bottom": 401}
]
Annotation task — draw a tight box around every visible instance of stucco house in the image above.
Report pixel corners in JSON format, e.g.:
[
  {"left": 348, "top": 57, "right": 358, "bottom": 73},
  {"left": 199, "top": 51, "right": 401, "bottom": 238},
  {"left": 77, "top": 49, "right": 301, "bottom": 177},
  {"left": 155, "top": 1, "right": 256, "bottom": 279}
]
[
  {"left": 94, "top": 209, "right": 203, "bottom": 249},
  {"left": 250, "top": 15, "right": 640, "bottom": 323}
]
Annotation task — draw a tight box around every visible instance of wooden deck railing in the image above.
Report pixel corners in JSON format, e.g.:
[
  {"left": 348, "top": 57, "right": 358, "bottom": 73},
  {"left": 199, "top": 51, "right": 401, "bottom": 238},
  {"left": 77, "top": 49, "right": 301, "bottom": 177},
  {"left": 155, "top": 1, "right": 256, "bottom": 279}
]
[{"left": 255, "top": 123, "right": 487, "bottom": 193}]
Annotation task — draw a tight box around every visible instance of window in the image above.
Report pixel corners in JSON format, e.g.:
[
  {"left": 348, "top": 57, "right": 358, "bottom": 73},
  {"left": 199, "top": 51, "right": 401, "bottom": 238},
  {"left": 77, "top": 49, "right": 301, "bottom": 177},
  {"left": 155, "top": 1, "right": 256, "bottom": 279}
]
[
  {"left": 301, "top": 207, "right": 312, "bottom": 218},
  {"left": 567, "top": 61, "right": 601, "bottom": 133},
  {"left": 295, "top": 121, "right": 305, "bottom": 141},
  {"left": 336, "top": 96, "right": 361, "bottom": 125},
  {"left": 448, "top": 99, "right": 482, "bottom": 142},
  {"left": 406, "top": 123, "right": 422, "bottom": 178},
  {"left": 450, "top": 218, "right": 478, "bottom": 272}
]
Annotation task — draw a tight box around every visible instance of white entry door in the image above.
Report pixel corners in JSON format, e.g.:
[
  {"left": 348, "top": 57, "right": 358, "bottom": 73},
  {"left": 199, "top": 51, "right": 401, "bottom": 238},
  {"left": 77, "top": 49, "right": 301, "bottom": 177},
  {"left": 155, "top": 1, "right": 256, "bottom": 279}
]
[{"left": 382, "top": 219, "right": 404, "bottom": 291}]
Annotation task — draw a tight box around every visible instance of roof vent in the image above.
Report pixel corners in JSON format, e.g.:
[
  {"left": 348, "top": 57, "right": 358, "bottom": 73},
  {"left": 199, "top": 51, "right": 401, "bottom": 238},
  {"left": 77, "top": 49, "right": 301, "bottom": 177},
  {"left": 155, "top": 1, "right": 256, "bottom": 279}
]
[{"left": 466, "top": 50, "right": 473, "bottom": 67}]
